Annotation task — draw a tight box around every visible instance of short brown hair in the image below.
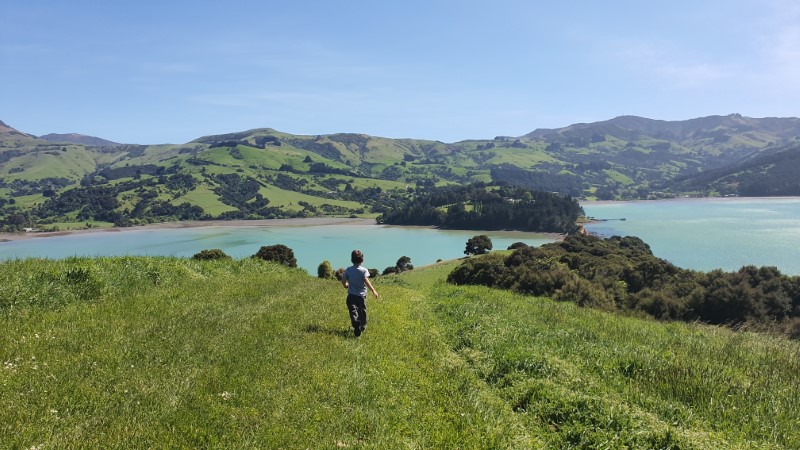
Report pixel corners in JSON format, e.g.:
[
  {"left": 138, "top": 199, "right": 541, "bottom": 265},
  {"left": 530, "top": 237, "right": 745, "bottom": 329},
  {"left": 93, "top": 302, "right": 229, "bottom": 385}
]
[{"left": 351, "top": 249, "right": 364, "bottom": 264}]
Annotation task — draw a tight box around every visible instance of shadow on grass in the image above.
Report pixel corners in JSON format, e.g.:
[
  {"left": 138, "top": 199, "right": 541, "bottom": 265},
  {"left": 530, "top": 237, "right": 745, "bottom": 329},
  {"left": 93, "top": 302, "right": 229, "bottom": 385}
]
[{"left": 303, "top": 323, "right": 356, "bottom": 339}]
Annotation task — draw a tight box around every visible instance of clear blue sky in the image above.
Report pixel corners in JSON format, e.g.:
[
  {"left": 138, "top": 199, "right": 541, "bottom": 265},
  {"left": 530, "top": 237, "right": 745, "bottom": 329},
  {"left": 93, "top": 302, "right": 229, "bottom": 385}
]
[{"left": 2, "top": 0, "right": 799, "bottom": 144}]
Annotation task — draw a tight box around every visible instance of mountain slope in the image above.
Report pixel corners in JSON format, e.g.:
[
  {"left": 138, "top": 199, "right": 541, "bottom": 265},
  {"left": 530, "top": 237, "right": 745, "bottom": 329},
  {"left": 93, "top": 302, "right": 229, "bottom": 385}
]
[
  {"left": 668, "top": 142, "right": 800, "bottom": 195},
  {"left": 39, "top": 133, "right": 121, "bottom": 146},
  {"left": 3, "top": 114, "right": 800, "bottom": 230}
]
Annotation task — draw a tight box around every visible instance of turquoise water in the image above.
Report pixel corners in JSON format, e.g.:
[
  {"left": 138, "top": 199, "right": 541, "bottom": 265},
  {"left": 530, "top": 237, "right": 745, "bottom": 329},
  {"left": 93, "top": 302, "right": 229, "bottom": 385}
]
[
  {"left": 0, "top": 224, "right": 555, "bottom": 274},
  {"left": 4, "top": 197, "right": 798, "bottom": 275},
  {"left": 582, "top": 197, "right": 800, "bottom": 275}
]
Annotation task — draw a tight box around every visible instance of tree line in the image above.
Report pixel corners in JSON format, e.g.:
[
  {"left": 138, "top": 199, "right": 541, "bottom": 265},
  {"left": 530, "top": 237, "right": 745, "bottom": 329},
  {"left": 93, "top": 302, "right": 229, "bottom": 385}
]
[{"left": 378, "top": 183, "right": 583, "bottom": 233}]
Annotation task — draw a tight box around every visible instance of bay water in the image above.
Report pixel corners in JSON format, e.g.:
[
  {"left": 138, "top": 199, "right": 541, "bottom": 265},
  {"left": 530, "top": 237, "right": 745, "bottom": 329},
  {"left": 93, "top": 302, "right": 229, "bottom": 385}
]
[
  {"left": 2, "top": 197, "right": 798, "bottom": 275},
  {"left": 0, "top": 223, "right": 555, "bottom": 274},
  {"left": 582, "top": 197, "right": 800, "bottom": 275}
]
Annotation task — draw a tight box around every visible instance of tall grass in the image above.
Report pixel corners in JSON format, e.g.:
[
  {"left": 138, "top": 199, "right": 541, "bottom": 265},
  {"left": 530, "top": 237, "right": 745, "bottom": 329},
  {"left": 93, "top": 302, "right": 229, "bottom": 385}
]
[
  {"left": 430, "top": 282, "right": 800, "bottom": 449},
  {"left": 1, "top": 258, "right": 798, "bottom": 448}
]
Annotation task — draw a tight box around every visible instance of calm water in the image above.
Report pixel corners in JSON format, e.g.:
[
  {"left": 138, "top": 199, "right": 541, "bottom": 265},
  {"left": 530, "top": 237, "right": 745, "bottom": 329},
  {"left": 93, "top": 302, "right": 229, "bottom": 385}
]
[
  {"left": 0, "top": 224, "right": 555, "bottom": 274},
  {"left": 582, "top": 197, "right": 800, "bottom": 275},
  {"left": 3, "top": 197, "right": 798, "bottom": 274}
]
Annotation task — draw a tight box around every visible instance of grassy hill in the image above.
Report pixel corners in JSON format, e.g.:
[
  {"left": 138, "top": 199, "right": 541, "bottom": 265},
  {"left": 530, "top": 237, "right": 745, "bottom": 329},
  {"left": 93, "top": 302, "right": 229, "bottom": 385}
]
[
  {"left": 2, "top": 256, "right": 797, "bottom": 448},
  {"left": 3, "top": 114, "right": 800, "bottom": 230}
]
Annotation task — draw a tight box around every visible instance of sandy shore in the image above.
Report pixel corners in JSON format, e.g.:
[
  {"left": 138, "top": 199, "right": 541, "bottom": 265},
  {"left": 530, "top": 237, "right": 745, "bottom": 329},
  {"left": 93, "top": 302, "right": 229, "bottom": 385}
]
[{"left": 0, "top": 217, "right": 378, "bottom": 242}]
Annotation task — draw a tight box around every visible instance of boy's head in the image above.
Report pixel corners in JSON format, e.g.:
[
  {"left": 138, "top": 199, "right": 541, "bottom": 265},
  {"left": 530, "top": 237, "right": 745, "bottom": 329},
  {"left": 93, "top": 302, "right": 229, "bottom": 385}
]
[{"left": 351, "top": 249, "right": 364, "bottom": 265}]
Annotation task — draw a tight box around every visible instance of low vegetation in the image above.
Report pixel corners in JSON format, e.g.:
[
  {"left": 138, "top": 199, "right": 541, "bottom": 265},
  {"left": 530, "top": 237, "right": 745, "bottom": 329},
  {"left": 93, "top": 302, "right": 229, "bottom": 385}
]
[
  {"left": 1, "top": 256, "right": 798, "bottom": 448},
  {"left": 448, "top": 234, "right": 800, "bottom": 338}
]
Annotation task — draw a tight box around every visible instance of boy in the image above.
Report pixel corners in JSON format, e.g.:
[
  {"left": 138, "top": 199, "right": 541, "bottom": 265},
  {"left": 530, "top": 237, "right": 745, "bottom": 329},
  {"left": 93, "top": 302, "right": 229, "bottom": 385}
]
[{"left": 342, "top": 249, "right": 379, "bottom": 337}]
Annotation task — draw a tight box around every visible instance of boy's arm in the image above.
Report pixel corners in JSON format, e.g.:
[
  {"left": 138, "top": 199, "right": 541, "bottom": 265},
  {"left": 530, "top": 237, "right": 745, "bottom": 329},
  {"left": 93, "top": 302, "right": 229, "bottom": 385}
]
[{"left": 364, "top": 276, "right": 379, "bottom": 299}]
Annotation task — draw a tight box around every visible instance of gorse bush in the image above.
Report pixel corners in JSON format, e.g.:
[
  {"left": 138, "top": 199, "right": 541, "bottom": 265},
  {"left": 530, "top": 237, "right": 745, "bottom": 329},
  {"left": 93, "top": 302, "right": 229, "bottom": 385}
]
[
  {"left": 192, "top": 249, "right": 231, "bottom": 260},
  {"left": 448, "top": 233, "right": 800, "bottom": 336},
  {"left": 253, "top": 244, "right": 297, "bottom": 267}
]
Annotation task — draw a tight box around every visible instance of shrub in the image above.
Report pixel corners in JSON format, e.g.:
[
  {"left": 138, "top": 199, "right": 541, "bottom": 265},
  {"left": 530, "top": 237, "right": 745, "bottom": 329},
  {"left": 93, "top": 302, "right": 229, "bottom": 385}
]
[
  {"left": 554, "top": 277, "right": 615, "bottom": 310},
  {"left": 447, "top": 253, "right": 506, "bottom": 287},
  {"left": 368, "top": 268, "right": 379, "bottom": 279},
  {"left": 253, "top": 244, "right": 297, "bottom": 267},
  {"left": 507, "top": 241, "right": 528, "bottom": 250},
  {"left": 317, "top": 260, "right": 335, "bottom": 279},
  {"left": 192, "top": 249, "right": 231, "bottom": 260},
  {"left": 784, "top": 317, "right": 800, "bottom": 340}
]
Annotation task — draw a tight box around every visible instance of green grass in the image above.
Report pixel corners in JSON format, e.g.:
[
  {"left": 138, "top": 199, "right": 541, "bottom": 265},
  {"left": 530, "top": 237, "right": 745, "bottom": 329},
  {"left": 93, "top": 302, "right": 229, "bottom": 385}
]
[
  {"left": 1, "top": 257, "right": 798, "bottom": 448},
  {"left": 8, "top": 193, "right": 46, "bottom": 208},
  {"left": 484, "top": 148, "right": 560, "bottom": 167},
  {"left": 258, "top": 184, "right": 363, "bottom": 211},
  {"left": 175, "top": 185, "right": 238, "bottom": 216},
  {"left": 0, "top": 148, "right": 97, "bottom": 181}
]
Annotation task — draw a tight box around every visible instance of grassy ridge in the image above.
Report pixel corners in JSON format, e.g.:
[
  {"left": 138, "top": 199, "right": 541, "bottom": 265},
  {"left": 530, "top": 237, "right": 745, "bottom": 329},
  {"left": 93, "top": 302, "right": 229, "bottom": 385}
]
[{"left": 1, "top": 258, "right": 798, "bottom": 448}]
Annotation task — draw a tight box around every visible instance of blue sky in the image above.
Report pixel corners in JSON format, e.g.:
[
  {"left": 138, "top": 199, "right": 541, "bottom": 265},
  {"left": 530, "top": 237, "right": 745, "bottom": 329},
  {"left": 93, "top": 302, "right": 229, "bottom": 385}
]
[{"left": 2, "top": 0, "right": 799, "bottom": 144}]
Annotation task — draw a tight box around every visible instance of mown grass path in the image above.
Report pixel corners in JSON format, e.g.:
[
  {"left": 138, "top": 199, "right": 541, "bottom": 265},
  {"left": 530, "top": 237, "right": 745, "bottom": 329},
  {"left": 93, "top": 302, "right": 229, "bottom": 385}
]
[{"left": 2, "top": 257, "right": 798, "bottom": 448}]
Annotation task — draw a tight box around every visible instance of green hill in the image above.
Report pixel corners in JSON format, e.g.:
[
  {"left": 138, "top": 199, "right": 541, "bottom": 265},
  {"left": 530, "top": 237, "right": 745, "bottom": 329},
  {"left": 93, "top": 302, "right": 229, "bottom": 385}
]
[
  {"left": 2, "top": 256, "right": 797, "bottom": 448},
  {"left": 4, "top": 114, "right": 800, "bottom": 230}
]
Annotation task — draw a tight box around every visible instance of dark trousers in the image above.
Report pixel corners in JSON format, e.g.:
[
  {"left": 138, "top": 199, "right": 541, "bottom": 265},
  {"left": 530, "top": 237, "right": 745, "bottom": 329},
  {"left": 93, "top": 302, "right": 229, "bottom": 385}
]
[{"left": 346, "top": 294, "right": 367, "bottom": 331}]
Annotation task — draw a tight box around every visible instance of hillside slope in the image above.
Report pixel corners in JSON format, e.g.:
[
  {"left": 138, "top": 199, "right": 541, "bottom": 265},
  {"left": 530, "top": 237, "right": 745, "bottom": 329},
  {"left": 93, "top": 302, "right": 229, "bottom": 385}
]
[
  {"left": 3, "top": 114, "right": 800, "bottom": 230},
  {"left": 2, "top": 257, "right": 797, "bottom": 448}
]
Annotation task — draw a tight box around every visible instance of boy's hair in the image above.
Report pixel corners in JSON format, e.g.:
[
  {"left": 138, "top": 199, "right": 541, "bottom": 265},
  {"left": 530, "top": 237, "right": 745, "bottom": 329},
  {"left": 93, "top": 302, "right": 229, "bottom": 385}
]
[{"left": 351, "top": 249, "right": 364, "bottom": 264}]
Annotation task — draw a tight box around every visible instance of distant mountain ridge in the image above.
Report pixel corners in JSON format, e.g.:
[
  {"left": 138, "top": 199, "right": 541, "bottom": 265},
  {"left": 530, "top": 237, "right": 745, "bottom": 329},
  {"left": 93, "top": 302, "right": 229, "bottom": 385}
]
[
  {"left": 39, "top": 133, "right": 120, "bottom": 147},
  {"left": 524, "top": 114, "right": 800, "bottom": 141}
]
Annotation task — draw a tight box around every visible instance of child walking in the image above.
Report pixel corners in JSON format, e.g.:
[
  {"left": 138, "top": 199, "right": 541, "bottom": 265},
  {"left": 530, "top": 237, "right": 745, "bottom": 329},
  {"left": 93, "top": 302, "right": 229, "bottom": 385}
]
[{"left": 342, "top": 249, "right": 379, "bottom": 337}]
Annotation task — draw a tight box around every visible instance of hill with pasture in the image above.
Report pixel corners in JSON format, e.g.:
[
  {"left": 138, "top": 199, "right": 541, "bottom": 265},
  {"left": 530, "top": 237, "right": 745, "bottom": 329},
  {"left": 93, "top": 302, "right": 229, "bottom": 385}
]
[{"left": 2, "top": 114, "right": 800, "bottom": 230}]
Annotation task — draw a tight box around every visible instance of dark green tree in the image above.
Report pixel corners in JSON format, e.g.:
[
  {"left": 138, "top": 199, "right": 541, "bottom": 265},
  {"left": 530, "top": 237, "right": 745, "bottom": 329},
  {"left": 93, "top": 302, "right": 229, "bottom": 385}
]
[
  {"left": 465, "top": 235, "right": 493, "bottom": 255},
  {"left": 395, "top": 256, "right": 413, "bottom": 272}
]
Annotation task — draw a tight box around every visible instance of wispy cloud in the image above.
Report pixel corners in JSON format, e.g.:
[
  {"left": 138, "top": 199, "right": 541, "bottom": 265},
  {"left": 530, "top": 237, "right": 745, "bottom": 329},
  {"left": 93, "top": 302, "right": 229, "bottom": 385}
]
[{"left": 610, "top": 41, "right": 731, "bottom": 88}]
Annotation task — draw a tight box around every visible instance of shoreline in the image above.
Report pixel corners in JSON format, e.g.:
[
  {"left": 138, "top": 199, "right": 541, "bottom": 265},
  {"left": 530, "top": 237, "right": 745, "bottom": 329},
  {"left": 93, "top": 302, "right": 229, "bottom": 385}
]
[
  {"left": 0, "top": 216, "right": 566, "bottom": 243},
  {"left": 0, "top": 217, "right": 377, "bottom": 242}
]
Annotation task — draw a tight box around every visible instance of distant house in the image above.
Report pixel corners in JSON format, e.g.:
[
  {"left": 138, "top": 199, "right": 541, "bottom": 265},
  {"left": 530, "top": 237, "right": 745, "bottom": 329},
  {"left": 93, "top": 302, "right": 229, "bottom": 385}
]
[{"left": 23, "top": 227, "right": 35, "bottom": 232}]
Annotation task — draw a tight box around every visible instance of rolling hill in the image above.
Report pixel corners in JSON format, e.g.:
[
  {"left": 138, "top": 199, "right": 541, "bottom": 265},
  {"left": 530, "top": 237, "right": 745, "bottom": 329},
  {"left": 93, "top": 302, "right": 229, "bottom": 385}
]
[
  {"left": 2, "top": 256, "right": 797, "bottom": 448},
  {"left": 2, "top": 114, "right": 800, "bottom": 230}
]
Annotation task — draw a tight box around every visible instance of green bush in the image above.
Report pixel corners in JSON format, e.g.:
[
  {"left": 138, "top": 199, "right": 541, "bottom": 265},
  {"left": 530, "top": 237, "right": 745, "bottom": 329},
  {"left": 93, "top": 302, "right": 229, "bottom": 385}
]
[
  {"left": 507, "top": 241, "right": 528, "bottom": 250},
  {"left": 192, "top": 249, "right": 232, "bottom": 260},
  {"left": 253, "top": 244, "right": 297, "bottom": 267},
  {"left": 317, "top": 260, "right": 335, "bottom": 279}
]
